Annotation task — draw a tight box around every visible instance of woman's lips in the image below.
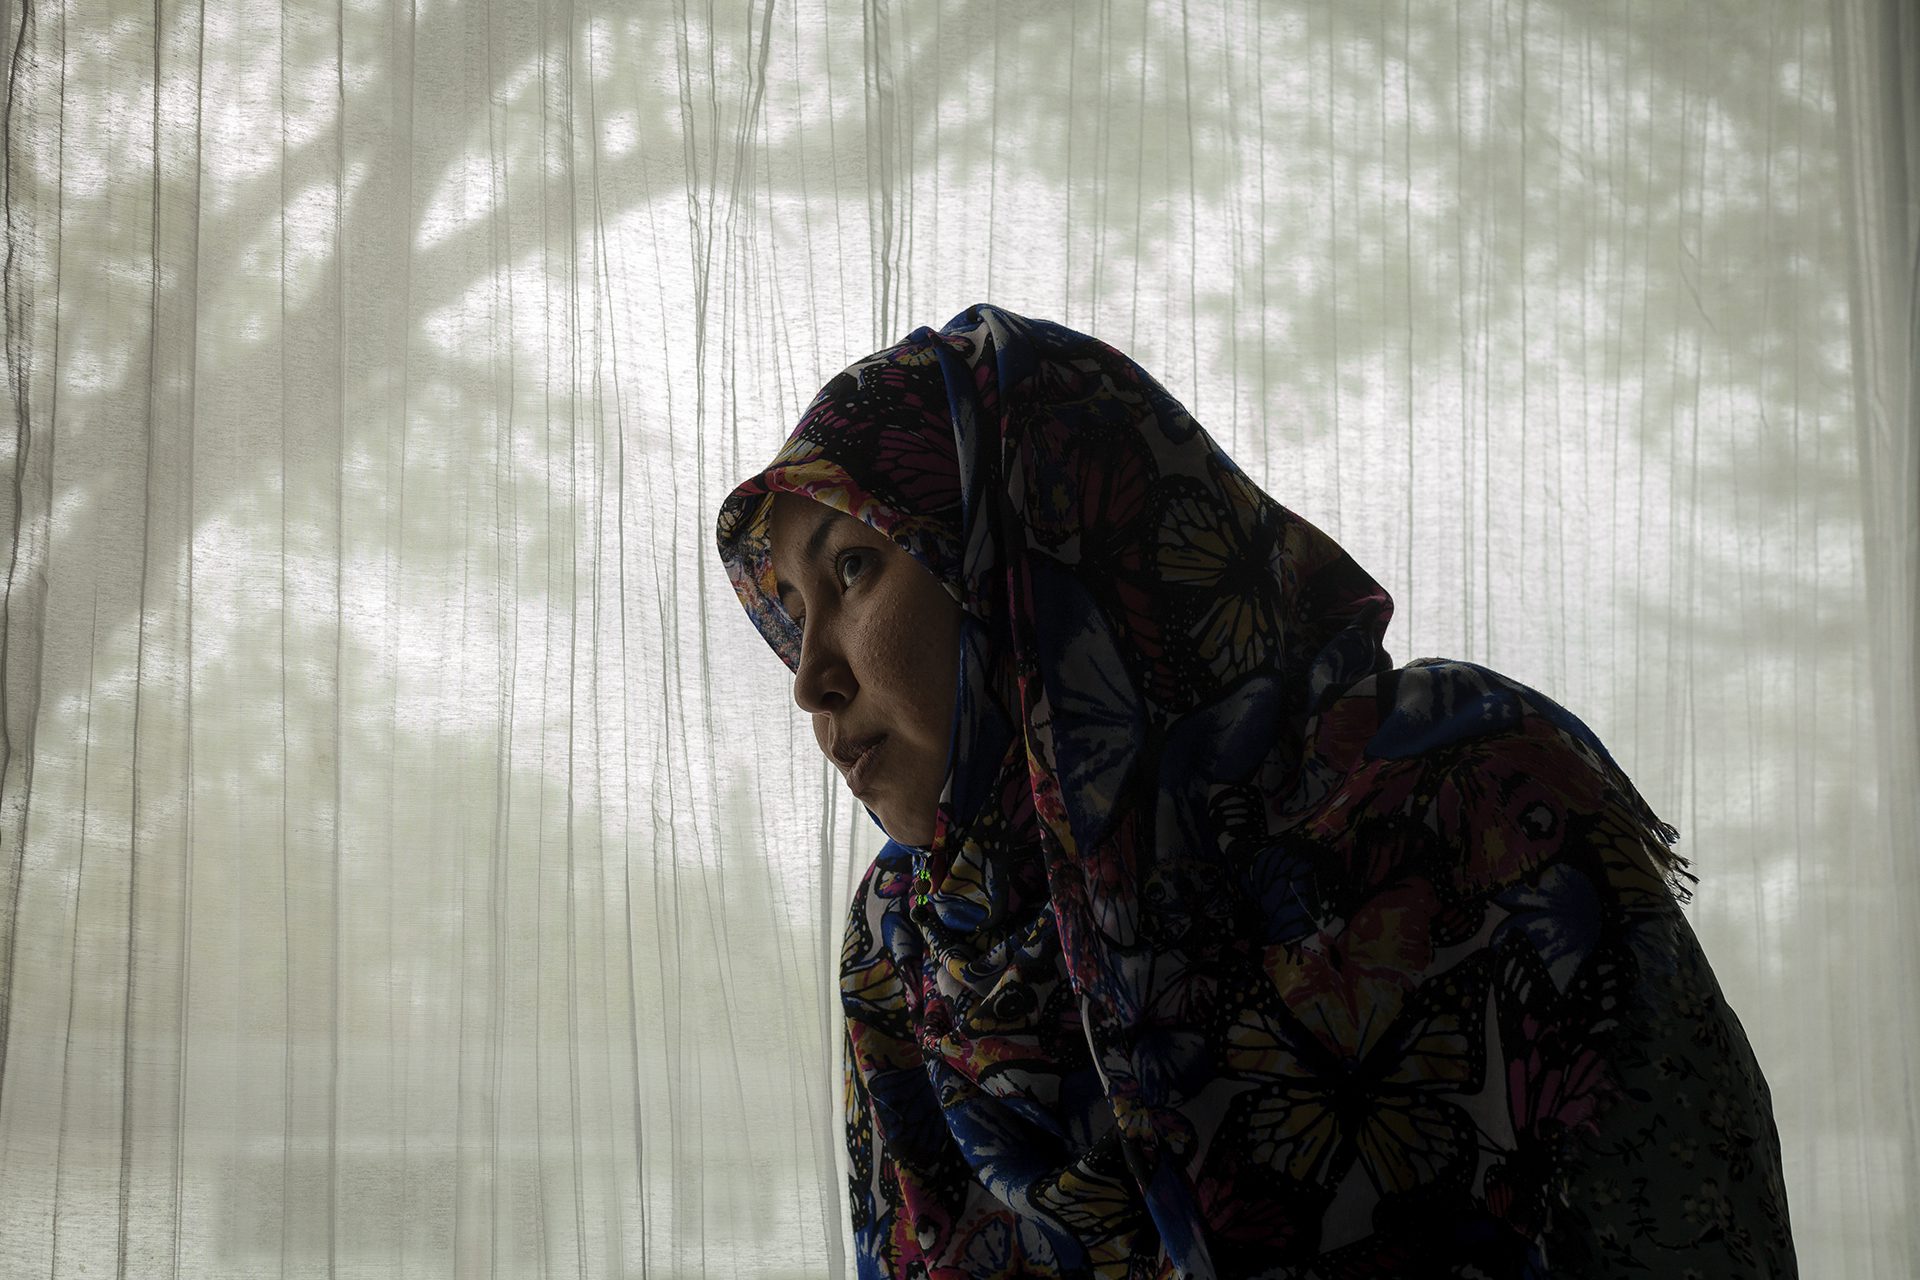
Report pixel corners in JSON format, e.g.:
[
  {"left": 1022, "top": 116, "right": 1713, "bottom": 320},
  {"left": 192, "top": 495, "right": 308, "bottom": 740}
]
[{"left": 841, "top": 736, "right": 885, "bottom": 795}]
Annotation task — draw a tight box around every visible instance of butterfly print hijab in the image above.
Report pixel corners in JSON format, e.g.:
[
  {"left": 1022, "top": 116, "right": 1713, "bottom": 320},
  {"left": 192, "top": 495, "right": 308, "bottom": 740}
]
[{"left": 716, "top": 306, "right": 1794, "bottom": 1278}]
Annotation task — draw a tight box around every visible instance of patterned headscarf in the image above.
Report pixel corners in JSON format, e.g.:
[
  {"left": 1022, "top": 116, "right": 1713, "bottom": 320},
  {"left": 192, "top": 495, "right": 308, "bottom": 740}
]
[{"left": 716, "top": 306, "right": 1712, "bottom": 1277}]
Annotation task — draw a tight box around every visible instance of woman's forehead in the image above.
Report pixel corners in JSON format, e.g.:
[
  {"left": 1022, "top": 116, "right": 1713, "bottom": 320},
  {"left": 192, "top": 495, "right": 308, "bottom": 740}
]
[{"left": 768, "top": 492, "right": 850, "bottom": 559}]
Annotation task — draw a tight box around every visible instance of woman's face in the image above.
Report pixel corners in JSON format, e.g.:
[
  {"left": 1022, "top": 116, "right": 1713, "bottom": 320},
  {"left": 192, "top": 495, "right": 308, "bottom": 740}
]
[{"left": 766, "top": 493, "right": 961, "bottom": 846}]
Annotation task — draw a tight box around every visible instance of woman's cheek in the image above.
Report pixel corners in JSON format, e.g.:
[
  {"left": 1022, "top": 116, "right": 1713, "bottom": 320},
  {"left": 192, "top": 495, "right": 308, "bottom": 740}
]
[
  {"left": 860, "top": 605, "right": 917, "bottom": 701},
  {"left": 865, "top": 591, "right": 943, "bottom": 728}
]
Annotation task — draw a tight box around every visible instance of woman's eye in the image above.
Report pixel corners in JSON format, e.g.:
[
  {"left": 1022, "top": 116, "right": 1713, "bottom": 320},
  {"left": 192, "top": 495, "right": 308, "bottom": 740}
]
[{"left": 836, "top": 550, "right": 870, "bottom": 588}]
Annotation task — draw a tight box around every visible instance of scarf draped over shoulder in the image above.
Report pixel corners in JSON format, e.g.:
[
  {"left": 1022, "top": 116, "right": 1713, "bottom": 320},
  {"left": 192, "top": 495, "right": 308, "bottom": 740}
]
[{"left": 716, "top": 306, "right": 1792, "bottom": 1279}]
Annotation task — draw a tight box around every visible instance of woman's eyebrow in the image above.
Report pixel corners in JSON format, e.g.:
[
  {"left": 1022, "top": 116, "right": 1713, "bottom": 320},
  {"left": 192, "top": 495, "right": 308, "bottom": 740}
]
[
  {"left": 774, "top": 504, "right": 844, "bottom": 607},
  {"left": 801, "top": 505, "right": 840, "bottom": 562}
]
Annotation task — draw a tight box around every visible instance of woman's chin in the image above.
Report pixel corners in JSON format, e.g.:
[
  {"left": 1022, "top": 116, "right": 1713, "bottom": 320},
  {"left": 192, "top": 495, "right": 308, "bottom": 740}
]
[{"left": 873, "top": 802, "right": 935, "bottom": 849}]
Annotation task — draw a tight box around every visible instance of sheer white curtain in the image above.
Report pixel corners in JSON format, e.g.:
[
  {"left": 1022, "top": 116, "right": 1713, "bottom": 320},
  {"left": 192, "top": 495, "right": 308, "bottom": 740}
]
[{"left": 0, "top": 0, "right": 1913, "bottom": 1276}]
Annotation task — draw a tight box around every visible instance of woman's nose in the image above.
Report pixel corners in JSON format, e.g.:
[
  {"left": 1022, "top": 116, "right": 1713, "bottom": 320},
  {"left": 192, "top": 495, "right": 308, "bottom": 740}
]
[{"left": 793, "top": 627, "right": 855, "bottom": 714}]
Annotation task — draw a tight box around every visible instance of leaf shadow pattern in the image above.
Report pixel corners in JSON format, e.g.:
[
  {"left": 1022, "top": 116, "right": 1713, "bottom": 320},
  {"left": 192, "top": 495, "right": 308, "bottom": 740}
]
[{"left": 0, "top": 0, "right": 1899, "bottom": 1275}]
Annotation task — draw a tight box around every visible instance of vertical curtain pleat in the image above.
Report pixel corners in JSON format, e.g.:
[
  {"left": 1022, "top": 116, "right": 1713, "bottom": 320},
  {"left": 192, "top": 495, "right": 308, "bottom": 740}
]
[
  {"left": 1830, "top": 2, "right": 1920, "bottom": 1274},
  {"left": 0, "top": 0, "right": 49, "bottom": 1173},
  {"left": 0, "top": 0, "right": 1913, "bottom": 1276}
]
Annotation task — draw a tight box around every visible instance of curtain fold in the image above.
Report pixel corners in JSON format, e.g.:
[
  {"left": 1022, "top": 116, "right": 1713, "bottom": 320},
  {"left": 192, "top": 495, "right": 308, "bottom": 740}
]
[
  {"left": 1833, "top": 0, "right": 1920, "bottom": 1266},
  {"left": 0, "top": 1, "right": 1912, "bottom": 1276},
  {"left": 0, "top": 0, "right": 50, "bottom": 1123}
]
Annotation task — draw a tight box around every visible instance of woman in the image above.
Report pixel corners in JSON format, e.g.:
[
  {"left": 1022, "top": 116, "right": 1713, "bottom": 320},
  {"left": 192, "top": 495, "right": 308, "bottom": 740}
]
[{"left": 716, "top": 305, "right": 1795, "bottom": 1278}]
